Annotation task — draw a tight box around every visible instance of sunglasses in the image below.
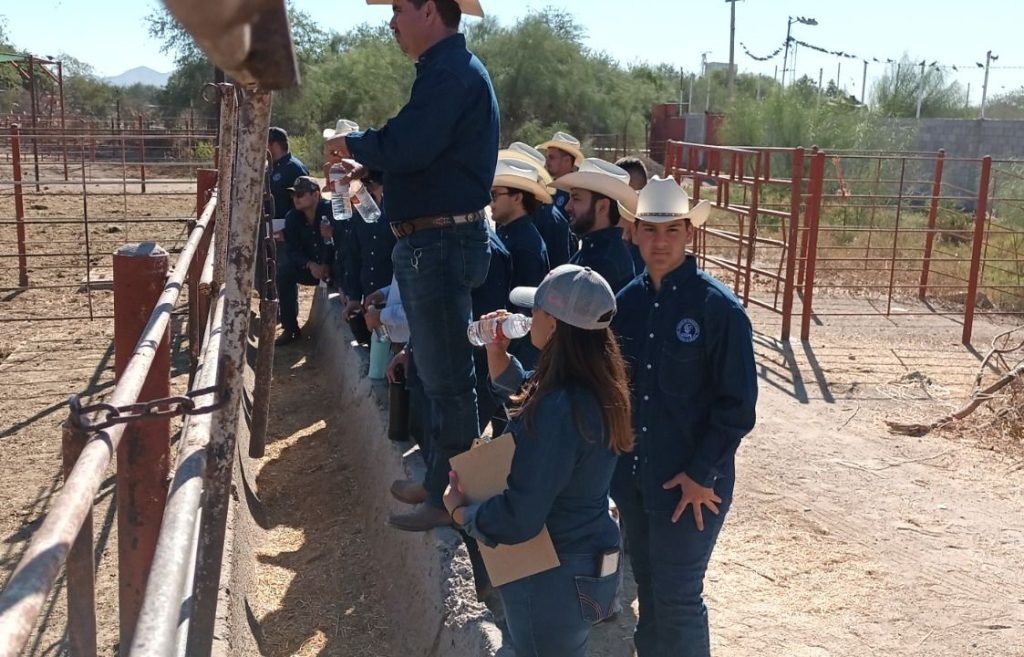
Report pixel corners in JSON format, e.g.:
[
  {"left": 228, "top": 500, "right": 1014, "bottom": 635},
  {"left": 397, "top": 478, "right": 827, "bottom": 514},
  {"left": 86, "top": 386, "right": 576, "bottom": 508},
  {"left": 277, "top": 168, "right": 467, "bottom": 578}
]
[{"left": 490, "top": 190, "right": 514, "bottom": 201}]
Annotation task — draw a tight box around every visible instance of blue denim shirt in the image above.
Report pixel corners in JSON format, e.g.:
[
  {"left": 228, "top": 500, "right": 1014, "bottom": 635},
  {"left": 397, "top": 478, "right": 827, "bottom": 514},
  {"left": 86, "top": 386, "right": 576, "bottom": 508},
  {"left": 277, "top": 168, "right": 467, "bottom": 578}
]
[
  {"left": 569, "top": 227, "right": 636, "bottom": 294},
  {"left": 269, "top": 152, "right": 309, "bottom": 219},
  {"left": 533, "top": 189, "right": 573, "bottom": 268},
  {"left": 346, "top": 34, "right": 499, "bottom": 223},
  {"left": 496, "top": 215, "right": 549, "bottom": 299},
  {"left": 283, "top": 198, "right": 334, "bottom": 269},
  {"left": 342, "top": 208, "right": 397, "bottom": 300},
  {"left": 463, "top": 358, "right": 620, "bottom": 556},
  {"left": 610, "top": 256, "right": 757, "bottom": 512},
  {"left": 627, "top": 242, "right": 645, "bottom": 275}
]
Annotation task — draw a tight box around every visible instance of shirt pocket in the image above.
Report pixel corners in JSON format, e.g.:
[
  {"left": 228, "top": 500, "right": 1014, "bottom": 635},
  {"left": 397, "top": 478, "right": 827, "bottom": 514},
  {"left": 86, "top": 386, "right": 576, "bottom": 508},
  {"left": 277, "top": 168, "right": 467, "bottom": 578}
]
[{"left": 658, "top": 343, "right": 704, "bottom": 399}]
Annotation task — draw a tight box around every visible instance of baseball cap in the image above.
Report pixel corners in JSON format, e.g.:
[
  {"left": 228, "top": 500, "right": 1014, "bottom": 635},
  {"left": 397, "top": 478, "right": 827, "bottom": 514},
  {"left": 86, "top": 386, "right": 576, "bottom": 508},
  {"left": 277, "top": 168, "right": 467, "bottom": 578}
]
[
  {"left": 509, "top": 264, "right": 617, "bottom": 330},
  {"left": 287, "top": 176, "right": 320, "bottom": 195}
]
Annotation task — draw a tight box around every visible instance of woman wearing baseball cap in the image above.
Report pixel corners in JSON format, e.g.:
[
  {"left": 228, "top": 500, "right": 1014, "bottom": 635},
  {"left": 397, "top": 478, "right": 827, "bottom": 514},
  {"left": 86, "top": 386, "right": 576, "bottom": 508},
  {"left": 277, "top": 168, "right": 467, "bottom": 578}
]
[{"left": 443, "top": 264, "right": 633, "bottom": 656}]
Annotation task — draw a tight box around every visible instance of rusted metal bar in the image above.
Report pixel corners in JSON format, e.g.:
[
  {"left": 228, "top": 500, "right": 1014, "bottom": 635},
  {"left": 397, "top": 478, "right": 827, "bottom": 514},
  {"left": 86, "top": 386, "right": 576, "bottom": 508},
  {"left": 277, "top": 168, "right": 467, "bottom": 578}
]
[
  {"left": 213, "top": 86, "right": 238, "bottom": 286},
  {"left": 800, "top": 151, "right": 826, "bottom": 342},
  {"left": 61, "top": 418, "right": 96, "bottom": 657},
  {"left": 190, "top": 171, "right": 219, "bottom": 368},
  {"left": 186, "top": 87, "right": 273, "bottom": 657},
  {"left": 139, "top": 115, "right": 148, "bottom": 194},
  {"left": 81, "top": 141, "right": 94, "bottom": 320},
  {"left": 0, "top": 200, "right": 217, "bottom": 657},
  {"left": 885, "top": 159, "right": 908, "bottom": 317},
  {"left": 127, "top": 288, "right": 226, "bottom": 657},
  {"left": 10, "top": 125, "right": 28, "bottom": 288},
  {"left": 741, "top": 153, "right": 762, "bottom": 305},
  {"left": 114, "top": 243, "right": 172, "bottom": 651},
  {"left": 197, "top": 235, "right": 217, "bottom": 331},
  {"left": 918, "top": 150, "right": 946, "bottom": 299},
  {"left": 57, "top": 61, "right": 69, "bottom": 182},
  {"left": 249, "top": 296, "right": 278, "bottom": 458},
  {"left": 963, "top": 156, "right": 993, "bottom": 345},
  {"left": 780, "top": 147, "right": 804, "bottom": 342},
  {"left": 28, "top": 56, "right": 41, "bottom": 192}
]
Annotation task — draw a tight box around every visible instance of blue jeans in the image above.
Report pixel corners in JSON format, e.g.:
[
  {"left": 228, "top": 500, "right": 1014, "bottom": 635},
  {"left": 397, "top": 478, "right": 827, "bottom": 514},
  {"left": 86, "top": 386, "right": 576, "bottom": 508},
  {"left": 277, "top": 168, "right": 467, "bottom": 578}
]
[
  {"left": 499, "top": 554, "right": 618, "bottom": 657},
  {"left": 392, "top": 221, "right": 490, "bottom": 507},
  {"left": 615, "top": 474, "right": 731, "bottom": 657},
  {"left": 277, "top": 263, "right": 320, "bottom": 333}
]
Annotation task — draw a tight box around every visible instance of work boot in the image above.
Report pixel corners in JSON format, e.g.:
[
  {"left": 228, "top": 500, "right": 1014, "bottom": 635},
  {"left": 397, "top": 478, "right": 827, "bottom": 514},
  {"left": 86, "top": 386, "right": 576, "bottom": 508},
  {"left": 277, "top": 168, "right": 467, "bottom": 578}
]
[
  {"left": 275, "top": 328, "right": 301, "bottom": 346},
  {"left": 390, "top": 479, "right": 429, "bottom": 505},
  {"left": 387, "top": 505, "right": 452, "bottom": 532}
]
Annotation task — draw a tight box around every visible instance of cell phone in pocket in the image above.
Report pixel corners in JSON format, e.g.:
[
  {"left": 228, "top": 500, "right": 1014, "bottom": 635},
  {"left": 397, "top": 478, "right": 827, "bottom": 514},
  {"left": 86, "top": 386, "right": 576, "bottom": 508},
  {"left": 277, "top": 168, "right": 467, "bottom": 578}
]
[{"left": 599, "top": 548, "right": 619, "bottom": 577}]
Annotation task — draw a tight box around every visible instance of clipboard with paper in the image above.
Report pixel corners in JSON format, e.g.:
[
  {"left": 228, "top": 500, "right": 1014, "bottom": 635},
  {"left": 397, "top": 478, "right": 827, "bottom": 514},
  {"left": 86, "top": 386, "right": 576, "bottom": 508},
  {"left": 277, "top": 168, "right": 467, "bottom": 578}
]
[{"left": 449, "top": 433, "right": 560, "bottom": 586}]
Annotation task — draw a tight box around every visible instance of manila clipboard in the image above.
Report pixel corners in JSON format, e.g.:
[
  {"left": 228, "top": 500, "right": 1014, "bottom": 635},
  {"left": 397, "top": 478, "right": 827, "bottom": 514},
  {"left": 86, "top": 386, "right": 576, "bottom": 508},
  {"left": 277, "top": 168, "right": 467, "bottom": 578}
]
[{"left": 449, "top": 433, "right": 560, "bottom": 586}]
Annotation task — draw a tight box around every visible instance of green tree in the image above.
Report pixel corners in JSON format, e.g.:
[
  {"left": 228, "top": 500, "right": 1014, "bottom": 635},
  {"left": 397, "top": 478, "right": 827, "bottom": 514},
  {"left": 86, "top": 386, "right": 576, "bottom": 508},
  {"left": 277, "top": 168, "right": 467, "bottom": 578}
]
[{"left": 872, "top": 56, "right": 969, "bottom": 118}]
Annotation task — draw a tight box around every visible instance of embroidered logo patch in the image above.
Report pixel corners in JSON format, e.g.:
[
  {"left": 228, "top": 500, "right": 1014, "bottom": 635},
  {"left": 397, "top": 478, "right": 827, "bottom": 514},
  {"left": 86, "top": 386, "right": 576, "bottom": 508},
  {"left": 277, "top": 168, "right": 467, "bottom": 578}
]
[
  {"left": 272, "top": 173, "right": 282, "bottom": 181},
  {"left": 676, "top": 318, "right": 700, "bottom": 343}
]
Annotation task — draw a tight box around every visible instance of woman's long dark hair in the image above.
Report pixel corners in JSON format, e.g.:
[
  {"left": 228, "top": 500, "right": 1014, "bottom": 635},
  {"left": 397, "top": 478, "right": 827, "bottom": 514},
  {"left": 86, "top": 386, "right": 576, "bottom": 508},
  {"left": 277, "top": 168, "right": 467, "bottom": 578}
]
[{"left": 509, "top": 321, "right": 634, "bottom": 454}]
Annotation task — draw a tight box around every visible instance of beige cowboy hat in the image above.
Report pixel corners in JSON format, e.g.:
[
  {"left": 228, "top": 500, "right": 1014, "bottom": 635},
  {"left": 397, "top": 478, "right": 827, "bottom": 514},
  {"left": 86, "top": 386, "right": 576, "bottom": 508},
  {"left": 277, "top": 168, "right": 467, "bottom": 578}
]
[
  {"left": 498, "top": 142, "right": 553, "bottom": 185},
  {"left": 618, "top": 176, "right": 712, "bottom": 227},
  {"left": 536, "top": 131, "right": 585, "bottom": 167},
  {"left": 493, "top": 159, "right": 553, "bottom": 204},
  {"left": 365, "top": 0, "right": 484, "bottom": 17},
  {"left": 322, "top": 119, "right": 359, "bottom": 140},
  {"left": 551, "top": 158, "right": 638, "bottom": 215}
]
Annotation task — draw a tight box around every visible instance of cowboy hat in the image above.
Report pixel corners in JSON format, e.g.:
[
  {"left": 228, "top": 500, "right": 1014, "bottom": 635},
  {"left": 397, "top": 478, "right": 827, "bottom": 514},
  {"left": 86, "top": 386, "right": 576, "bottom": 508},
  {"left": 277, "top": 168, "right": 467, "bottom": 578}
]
[
  {"left": 536, "top": 131, "right": 585, "bottom": 167},
  {"left": 365, "top": 0, "right": 484, "bottom": 18},
  {"left": 498, "top": 142, "right": 553, "bottom": 185},
  {"left": 551, "top": 158, "right": 638, "bottom": 215},
  {"left": 618, "top": 176, "right": 712, "bottom": 227},
  {"left": 322, "top": 119, "right": 360, "bottom": 140},
  {"left": 492, "top": 159, "right": 553, "bottom": 204}
]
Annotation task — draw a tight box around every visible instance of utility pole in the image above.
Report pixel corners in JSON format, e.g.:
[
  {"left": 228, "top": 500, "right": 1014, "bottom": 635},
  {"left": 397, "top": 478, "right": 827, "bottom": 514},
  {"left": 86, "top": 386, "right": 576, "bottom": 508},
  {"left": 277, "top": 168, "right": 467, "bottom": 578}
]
[
  {"left": 981, "top": 50, "right": 997, "bottom": 119},
  {"left": 781, "top": 15, "right": 818, "bottom": 88},
  {"left": 817, "top": 68, "right": 824, "bottom": 104},
  {"left": 726, "top": 0, "right": 739, "bottom": 99},
  {"left": 861, "top": 60, "right": 868, "bottom": 105},
  {"left": 836, "top": 61, "right": 842, "bottom": 95},
  {"left": 915, "top": 60, "right": 926, "bottom": 119},
  {"left": 702, "top": 51, "right": 711, "bottom": 112}
]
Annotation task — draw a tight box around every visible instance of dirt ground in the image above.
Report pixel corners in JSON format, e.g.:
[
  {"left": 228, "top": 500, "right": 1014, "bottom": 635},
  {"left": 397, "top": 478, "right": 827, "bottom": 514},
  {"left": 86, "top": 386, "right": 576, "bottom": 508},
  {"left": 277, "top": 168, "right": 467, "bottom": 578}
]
[{"left": 2, "top": 182, "right": 1023, "bottom": 655}]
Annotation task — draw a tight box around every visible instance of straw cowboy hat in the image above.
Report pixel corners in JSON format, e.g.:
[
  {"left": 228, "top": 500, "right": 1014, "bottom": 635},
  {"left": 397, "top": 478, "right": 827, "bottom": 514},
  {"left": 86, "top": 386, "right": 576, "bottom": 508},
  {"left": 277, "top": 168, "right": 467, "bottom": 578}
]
[
  {"left": 366, "top": 0, "right": 485, "bottom": 17},
  {"left": 498, "top": 142, "right": 553, "bottom": 185},
  {"left": 618, "top": 176, "right": 712, "bottom": 227},
  {"left": 493, "top": 159, "right": 553, "bottom": 204},
  {"left": 536, "top": 131, "right": 585, "bottom": 167},
  {"left": 322, "top": 119, "right": 359, "bottom": 140},
  {"left": 551, "top": 158, "right": 639, "bottom": 215}
]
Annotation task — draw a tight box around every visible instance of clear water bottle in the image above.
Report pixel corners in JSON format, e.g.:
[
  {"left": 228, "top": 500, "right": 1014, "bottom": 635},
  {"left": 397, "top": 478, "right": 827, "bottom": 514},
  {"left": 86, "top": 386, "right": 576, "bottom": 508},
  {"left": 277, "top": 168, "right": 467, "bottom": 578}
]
[
  {"left": 320, "top": 214, "right": 333, "bottom": 246},
  {"left": 352, "top": 184, "right": 382, "bottom": 223},
  {"left": 467, "top": 313, "right": 532, "bottom": 347},
  {"left": 329, "top": 163, "right": 352, "bottom": 221}
]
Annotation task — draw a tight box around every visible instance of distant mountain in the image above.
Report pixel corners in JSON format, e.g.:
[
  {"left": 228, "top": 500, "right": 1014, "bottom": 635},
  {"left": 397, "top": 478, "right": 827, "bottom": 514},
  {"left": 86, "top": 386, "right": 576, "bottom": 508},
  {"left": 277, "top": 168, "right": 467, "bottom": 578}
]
[{"left": 102, "top": 66, "right": 171, "bottom": 88}]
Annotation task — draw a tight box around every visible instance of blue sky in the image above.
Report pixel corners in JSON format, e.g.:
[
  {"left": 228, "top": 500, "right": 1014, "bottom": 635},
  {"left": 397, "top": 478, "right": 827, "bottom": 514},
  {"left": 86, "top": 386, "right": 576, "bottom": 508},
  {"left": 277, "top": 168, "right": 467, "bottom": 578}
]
[{"left": 3, "top": 1, "right": 1024, "bottom": 103}]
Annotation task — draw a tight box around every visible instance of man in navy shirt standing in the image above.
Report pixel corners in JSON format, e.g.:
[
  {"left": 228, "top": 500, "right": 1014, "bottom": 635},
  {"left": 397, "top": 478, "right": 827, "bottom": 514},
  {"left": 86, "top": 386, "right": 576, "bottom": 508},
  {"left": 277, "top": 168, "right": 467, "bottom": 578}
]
[
  {"left": 612, "top": 177, "right": 758, "bottom": 657},
  {"left": 325, "top": 0, "right": 498, "bottom": 532},
  {"left": 267, "top": 127, "right": 309, "bottom": 221},
  {"left": 534, "top": 131, "right": 582, "bottom": 267},
  {"left": 554, "top": 158, "right": 639, "bottom": 294}
]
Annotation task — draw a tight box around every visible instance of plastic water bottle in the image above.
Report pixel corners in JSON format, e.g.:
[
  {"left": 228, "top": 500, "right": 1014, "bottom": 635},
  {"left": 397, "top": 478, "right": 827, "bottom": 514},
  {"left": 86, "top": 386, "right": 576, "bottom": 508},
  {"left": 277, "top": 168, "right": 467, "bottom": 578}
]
[
  {"left": 467, "top": 313, "right": 532, "bottom": 347},
  {"left": 329, "top": 164, "right": 352, "bottom": 221},
  {"left": 320, "top": 214, "right": 333, "bottom": 246},
  {"left": 352, "top": 185, "right": 382, "bottom": 223}
]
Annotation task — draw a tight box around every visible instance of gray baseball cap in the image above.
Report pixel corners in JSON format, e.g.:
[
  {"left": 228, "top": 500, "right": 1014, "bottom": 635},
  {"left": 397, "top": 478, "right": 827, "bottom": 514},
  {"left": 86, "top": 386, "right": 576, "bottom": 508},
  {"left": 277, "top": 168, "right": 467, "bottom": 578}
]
[{"left": 509, "top": 264, "right": 617, "bottom": 330}]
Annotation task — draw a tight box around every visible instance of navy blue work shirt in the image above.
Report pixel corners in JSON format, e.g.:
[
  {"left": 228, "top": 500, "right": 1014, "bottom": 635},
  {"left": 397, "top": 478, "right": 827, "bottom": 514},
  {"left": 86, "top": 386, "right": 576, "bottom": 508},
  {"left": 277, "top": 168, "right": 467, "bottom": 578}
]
[
  {"left": 345, "top": 33, "right": 499, "bottom": 223},
  {"left": 569, "top": 226, "right": 636, "bottom": 294},
  {"left": 342, "top": 208, "right": 397, "bottom": 301},
  {"left": 611, "top": 255, "right": 757, "bottom": 513},
  {"left": 627, "top": 241, "right": 645, "bottom": 275},
  {"left": 283, "top": 198, "right": 334, "bottom": 270},
  {"left": 269, "top": 152, "right": 309, "bottom": 219},
  {"left": 533, "top": 189, "right": 574, "bottom": 268},
  {"left": 462, "top": 357, "right": 621, "bottom": 556},
  {"left": 472, "top": 226, "right": 513, "bottom": 319},
  {"left": 496, "top": 215, "right": 549, "bottom": 298}
]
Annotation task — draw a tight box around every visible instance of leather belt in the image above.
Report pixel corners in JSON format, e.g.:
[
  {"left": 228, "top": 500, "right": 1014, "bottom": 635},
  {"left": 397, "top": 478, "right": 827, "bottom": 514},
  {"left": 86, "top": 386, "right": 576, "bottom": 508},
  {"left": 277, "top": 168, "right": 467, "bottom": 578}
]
[{"left": 390, "top": 209, "right": 486, "bottom": 240}]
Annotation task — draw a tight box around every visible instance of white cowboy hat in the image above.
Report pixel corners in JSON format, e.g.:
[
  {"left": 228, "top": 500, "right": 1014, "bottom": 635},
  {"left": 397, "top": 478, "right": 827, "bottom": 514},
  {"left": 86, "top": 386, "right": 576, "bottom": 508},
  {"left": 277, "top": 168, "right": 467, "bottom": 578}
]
[
  {"left": 322, "top": 119, "right": 360, "bottom": 140},
  {"left": 551, "top": 158, "right": 639, "bottom": 215},
  {"left": 498, "top": 142, "right": 553, "bottom": 185},
  {"left": 366, "top": 0, "right": 484, "bottom": 17},
  {"left": 493, "top": 159, "right": 553, "bottom": 204},
  {"left": 536, "top": 131, "right": 585, "bottom": 167},
  {"left": 618, "top": 176, "right": 712, "bottom": 227}
]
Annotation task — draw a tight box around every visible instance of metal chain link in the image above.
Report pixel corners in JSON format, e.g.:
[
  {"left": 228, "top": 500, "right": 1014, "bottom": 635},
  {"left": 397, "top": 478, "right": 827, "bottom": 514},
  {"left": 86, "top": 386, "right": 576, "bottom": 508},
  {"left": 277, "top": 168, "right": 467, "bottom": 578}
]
[{"left": 68, "top": 384, "right": 228, "bottom": 433}]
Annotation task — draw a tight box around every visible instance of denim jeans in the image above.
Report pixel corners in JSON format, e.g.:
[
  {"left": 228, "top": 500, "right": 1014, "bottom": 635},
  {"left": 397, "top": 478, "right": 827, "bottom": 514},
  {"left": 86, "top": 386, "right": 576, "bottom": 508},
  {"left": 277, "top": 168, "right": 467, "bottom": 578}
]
[
  {"left": 276, "top": 263, "right": 320, "bottom": 334},
  {"left": 499, "top": 553, "right": 618, "bottom": 657},
  {"left": 614, "top": 474, "right": 731, "bottom": 657},
  {"left": 392, "top": 220, "right": 491, "bottom": 507}
]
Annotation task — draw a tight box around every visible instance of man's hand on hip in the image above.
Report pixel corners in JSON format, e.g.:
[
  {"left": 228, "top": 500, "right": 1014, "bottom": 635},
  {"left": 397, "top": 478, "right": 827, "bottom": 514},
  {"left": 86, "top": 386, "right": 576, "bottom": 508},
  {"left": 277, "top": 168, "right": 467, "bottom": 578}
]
[{"left": 663, "top": 472, "right": 722, "bottom": 531}]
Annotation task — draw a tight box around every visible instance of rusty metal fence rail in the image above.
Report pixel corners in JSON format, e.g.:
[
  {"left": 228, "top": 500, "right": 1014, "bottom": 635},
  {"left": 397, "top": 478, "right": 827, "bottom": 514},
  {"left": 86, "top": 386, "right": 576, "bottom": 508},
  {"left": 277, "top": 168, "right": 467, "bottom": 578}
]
[
  {"left": 663, "top": 140, "right": 1024, "bottom": 344},
  {"left": 0, "top": 84, "right": 275, "bottom": 657}
]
